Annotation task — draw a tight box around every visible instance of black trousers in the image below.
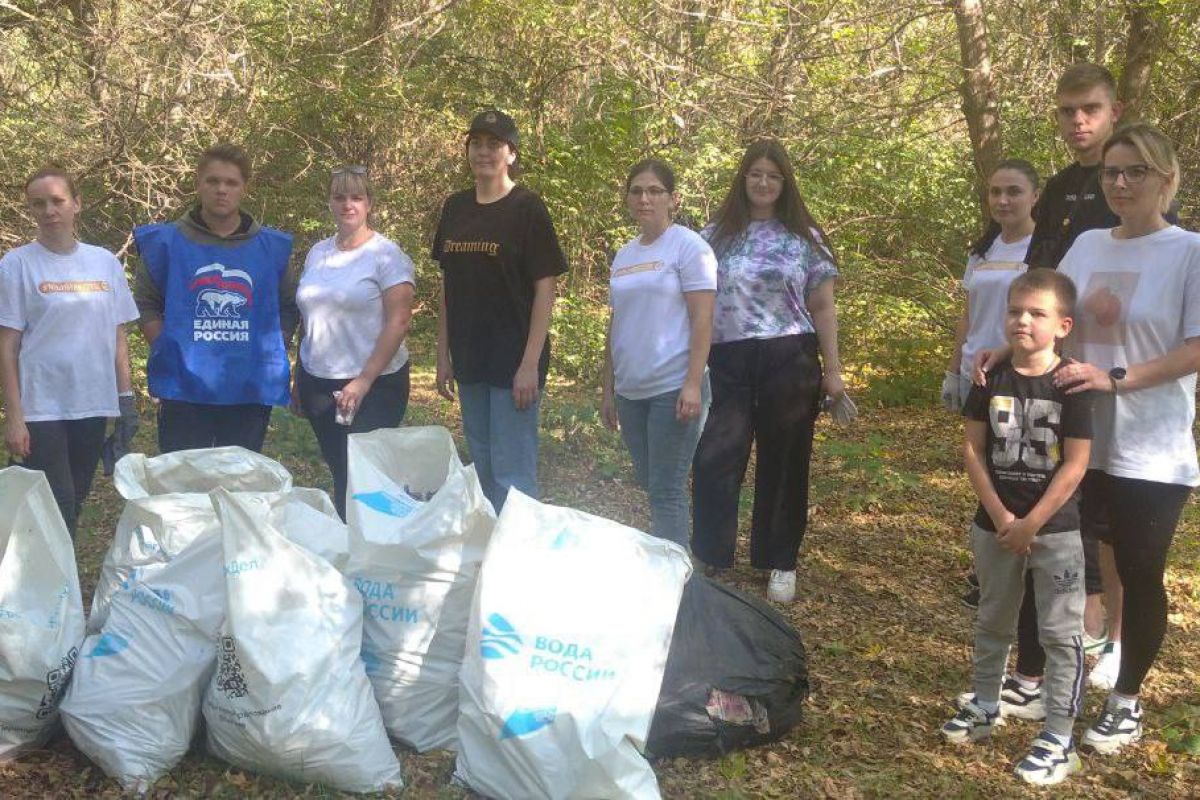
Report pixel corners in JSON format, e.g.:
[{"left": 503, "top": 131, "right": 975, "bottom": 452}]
[
  {"left": 691, "top": 334, "right": 822, "bottom": 571},
  {"left": 157, "top": 399, "right": 273, "bottom": 454},
  {"left": 19, "top": 417, "right": 107, "bottom": 537},
  {"left": 298, "top": 364, "right": 410, "bottom": 519}
]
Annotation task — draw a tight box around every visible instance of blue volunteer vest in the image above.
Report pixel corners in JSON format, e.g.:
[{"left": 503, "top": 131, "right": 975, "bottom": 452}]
[{"left": 135, "top": 221, "right": 293, "bottom": 406}]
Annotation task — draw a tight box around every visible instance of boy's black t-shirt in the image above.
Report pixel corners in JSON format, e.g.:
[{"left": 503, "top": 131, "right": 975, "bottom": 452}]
[
  {"left": 1025, "top": 163, "right": 1118, "bottom": 270},
  {"left": 963, "top": 360, "right": 1093, "bottom": 534},
  {"left": 432, "top": 185, "right": 568, "bottom": 388}
]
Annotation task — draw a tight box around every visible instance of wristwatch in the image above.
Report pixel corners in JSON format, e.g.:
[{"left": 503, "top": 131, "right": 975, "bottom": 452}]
[{"left": 1108, "top": 367, "right": 1127, "bottom": 394}]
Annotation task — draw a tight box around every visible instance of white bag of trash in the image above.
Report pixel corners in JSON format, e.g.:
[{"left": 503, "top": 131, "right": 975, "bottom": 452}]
[
  {"left": 90, "top": 448, "right": 293, "bottom": 632},
  {"left": 0, "top": 466, "right": 85, "bottom": 761},
  {"left": 204, "top": 488, "right": 402, "bottom": 793},
  {"left": 60, "top": 531, "right": 224, "bottom": 792},
  {"left": 455, "top": 491, "right": 691, "bottom": 800},
  {"left": 345, "top": 426, "right": 495, "bottom": 752}
]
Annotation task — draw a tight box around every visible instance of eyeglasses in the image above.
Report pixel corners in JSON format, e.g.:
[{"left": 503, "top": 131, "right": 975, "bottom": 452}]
[
  {"left": 1100, "top": 165, "right": 1152, "bottom": 185},
  {"left": 332, "top": 165, "right": 368, "bottom": 176},
  {"left": 628, "top": 186, "right": 669, "bottom": 198}
]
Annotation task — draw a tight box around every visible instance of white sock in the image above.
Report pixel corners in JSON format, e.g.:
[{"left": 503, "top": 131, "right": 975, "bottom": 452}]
[
  {"left": 1042, "top": 730, "right": 1071, "bottom": 748},
  {"left": 1013, "top": 674, "right": 1041, "bottom": 691},
  {"left": 1108, "top": 692, "right": 1139, "bottom": 712}
]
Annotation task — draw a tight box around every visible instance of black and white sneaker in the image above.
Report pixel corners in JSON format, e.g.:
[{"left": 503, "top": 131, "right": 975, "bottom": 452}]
[
  {"left": 955, "top": 675, "right": 1044, "bottom": 721},
  {"left": 1082, "top": 701, "right": 1143, "bottom": 755},
  {"left": 941, "top": 701, "right": 999, "bottom": 744},
  {"left": 960, "top": 586, "right": 980, "bottom": 609},
  {"left": 1013, "top": 733, "right": 1082, "bottom": 786}
]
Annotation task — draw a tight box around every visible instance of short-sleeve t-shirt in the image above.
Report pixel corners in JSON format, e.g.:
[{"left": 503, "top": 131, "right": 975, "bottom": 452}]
[
  {"left": 432, "top": 186, "right": 568, "bottom": 388},
  {"left": 958, "top": 234, "right": 1031, "bottom": 381},
  {"left": 964, "top": 360, "right": 1093, "bottom": 533},
  {"left": 703, "top": 219, "right": 838, "bottom": 344},
  {"left": 0, "top": 241, "right": 139, "bottom": 421},
  {"left": 609, "top": 224, "right": 718, "bottom": 399},
  {"left": 297, "top": 233, "right": 415, "bottom": 379},
  {"left": 1059, "top": 226, "right": 1200, "bottom": 486}
]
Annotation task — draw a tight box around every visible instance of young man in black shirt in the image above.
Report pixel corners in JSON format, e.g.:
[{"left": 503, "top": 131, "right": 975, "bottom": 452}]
[
  {"left": 943, "top": 269, "right": 1092, "bottom": 786},
  {"left": 1021, "top": 63, "right": 1124, "bottom": 697}
]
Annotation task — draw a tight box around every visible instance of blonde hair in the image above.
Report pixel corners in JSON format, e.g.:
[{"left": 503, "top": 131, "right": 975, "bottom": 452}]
[
  {"left": 1103, "top": 123, "right": 1180, "bottom": 213},
  {"left": 329, "top": 168, "right": 374, "bottom": 204}
]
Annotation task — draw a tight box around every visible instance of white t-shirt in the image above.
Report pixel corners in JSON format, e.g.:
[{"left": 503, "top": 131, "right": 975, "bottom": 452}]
[
  {"left": 609, "top": 224, "right": 717, "bottom": 400},
  {"left": 297, "top": 233, "right": 415, "bottom": 379},
  {"left": 1059, "top": 226, "right": 1200, "bottom": 486},
  {"left": 959, "top": 234, "right": 1030, "bottom": 382},
  {"left": 0, "top": 241, "right": 138, "bottom": 421}
]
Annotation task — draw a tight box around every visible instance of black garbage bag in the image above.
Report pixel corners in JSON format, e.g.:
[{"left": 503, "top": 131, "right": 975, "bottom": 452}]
[{"left": 646, "top": 575, "right": 808, "bottom": 759}]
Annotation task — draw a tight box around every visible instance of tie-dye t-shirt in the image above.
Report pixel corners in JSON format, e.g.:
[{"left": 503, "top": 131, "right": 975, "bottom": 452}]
[{"left": 703, "top": 219, "right": 838, "bottom": 344}]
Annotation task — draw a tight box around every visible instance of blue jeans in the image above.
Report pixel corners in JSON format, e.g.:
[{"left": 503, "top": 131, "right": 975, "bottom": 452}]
[
  {"left": 457, "top": 382, "right": 540, "bottom": 512},
  {"left": 615, "top": 376, "right": 710, "bottom": 547}
]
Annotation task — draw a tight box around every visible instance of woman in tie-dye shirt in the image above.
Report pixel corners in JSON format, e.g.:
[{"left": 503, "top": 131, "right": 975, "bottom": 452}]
[{"left": 691, "top": 139, "right": 846, "bottom": 604}]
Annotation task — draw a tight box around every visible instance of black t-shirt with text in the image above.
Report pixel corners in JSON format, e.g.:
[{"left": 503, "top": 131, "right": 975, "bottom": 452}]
[
  {"left": 432, "top": 186, "right": 568, "bottom": 388},
  {"left": 963, "top": 360, "right": 1093, "bottom": 534},
  {"left": 1025, "top": 163, "right": 1118, "bottom": 270}
]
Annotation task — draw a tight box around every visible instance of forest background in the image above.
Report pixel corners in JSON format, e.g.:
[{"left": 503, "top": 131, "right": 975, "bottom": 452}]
[
  {"left": 2, "top": 1, "right": 1200, "bottom": 798},
  {"left": 1, "top": 0, "right": 1198, "bottom": 399}
]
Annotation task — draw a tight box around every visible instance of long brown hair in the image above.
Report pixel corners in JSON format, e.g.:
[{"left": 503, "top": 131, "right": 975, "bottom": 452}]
[{"left": 706, "top": 139, "right": 834, "bottom": 265}]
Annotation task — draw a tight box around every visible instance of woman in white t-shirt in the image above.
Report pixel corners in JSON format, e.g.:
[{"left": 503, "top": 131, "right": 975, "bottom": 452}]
[
  {"left": 944, "top": 159, "right": 1039, "bottom": 411},
  {"left": 600, "top": 159, "right": 717, "bottom": 546},
  {"left": 690, "top": 139, "right": 847, "bottom": 604},
  {"left": 293, "top": 166, "right": 415, "bottom": 519},
  {"left": 1051, "top": 124, "right": 1200, "bottom": 755},
  {"left": 0, "top": 166, "right": 139, "bottom": 537}
]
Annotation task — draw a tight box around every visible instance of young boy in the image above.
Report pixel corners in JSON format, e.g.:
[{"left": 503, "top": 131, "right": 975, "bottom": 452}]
[
  {"left": 992, "top": 63, "right": 1126, "bottom": 723},
  {"left": 133, "top": 144, "right": 297, "bottom": 454},
  {"left": 943, "top": 269, "right": 1093, "bottom": 786}
]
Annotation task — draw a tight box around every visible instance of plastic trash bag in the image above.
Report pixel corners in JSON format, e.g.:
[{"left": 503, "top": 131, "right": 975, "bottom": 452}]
[
  {"left": 0, "top": 466, "right": 85, "bottom": 761},
  {"left": 645, "top": 575, "right": 808, "bottom": 759},
  {"left": 455, "top": 491, "right": 690, "bottom": 800},
  {"left": 345, "top": 426, "right": 495, "bottom": 752},
  {"left": 60, "top": 532, "right": 224, "bottom": 792},
  {"left": 90, "top": 448, "right": 293, "bottom": 632},
  {"left": 204, "top": 488, "right": 402, "bottom": 793}
]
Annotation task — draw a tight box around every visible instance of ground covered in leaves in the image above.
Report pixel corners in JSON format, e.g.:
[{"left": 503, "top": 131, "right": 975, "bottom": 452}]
[{"left": 3, "top": 371, "right": 1198, "bottom": 798}]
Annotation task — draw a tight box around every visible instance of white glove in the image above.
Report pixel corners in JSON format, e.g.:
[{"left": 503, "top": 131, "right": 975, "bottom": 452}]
[
  {"left": 825, "top": 392, "right": 858, "bottom": 426},
  {"left": 941, "top": 371, "right": 963, "bottom": 411}
]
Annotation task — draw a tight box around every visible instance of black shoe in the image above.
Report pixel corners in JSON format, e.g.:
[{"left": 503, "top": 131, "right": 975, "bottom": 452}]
[
  {"left": 965, "top": 571, "right": 979, "bottom": 588},
  {"left": 960, "top": 587, "right": 980, "bottom": 609}
]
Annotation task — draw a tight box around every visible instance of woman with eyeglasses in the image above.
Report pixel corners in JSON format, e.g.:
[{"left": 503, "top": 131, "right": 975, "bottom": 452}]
[
  {"left": 1048, "top": 124, "right": 1200, "bottom": 755},
  {"left": 600, "top": 159, "right": 716, "bottom": 546},
  {"left": 293, "top": 165, "right": 415, "bottom": 519},
  {"left": 432, "top": 110, "right": 567, "bottom": 512},
  {"left": 0, "top": 166, "right": 138, "bottom": 537},
  {"left": 690, "top": 139, "right": 846, "bottom": 603}
]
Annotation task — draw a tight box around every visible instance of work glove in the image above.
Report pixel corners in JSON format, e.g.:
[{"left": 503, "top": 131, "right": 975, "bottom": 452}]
[
  {"left": 941, "top": 371, "right": 963, "bottom": 412},
  {"left": 824, "top": 392, "right": 858, "bottom": 426},
  {"left": 101, "top": 393, "right": 140, "bottom": 475}
]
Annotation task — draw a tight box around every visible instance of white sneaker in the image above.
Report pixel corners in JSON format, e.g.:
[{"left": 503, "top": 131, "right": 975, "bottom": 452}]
[
  {"left": 767, "top": 569, "right": 796, "bottom": 602},
  {"left": 1082, "top": 700, "right": 1143, "bottom": 755},
  {"left": 1013, "top": 733, "right": 1082, "bottom": 786},
  {"left": 941, "top": 701, "right": 999, "bottom": 744},
  {"left": 955, "top": 675, "right": 1042, "bottom": 721},
  {"left": 1088, "top": 642, "right": 1121, "bottom": 691}
]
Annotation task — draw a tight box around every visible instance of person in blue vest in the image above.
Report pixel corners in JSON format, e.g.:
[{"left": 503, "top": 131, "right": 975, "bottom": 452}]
[{"left": 133, "top": 143, "right": 297, "bottom": 453}]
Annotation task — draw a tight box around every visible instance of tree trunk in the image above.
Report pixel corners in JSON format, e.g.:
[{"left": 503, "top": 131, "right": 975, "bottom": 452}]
[
  {"left": 951, "top": 0, "right": 1002, "bottom": 223},
  {"left": 1119, "top": 1, "right": 1159, "bottom": 121}
]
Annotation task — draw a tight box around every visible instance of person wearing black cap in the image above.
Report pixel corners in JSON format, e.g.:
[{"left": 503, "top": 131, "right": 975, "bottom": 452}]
[{"left": 432, "top": 109, "right": 567, "bottom": 511}]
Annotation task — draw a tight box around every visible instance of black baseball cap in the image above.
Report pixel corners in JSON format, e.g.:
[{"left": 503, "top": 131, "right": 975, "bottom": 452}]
[{"left": 467, "top": 110, "right": 519, "bottom": 150}]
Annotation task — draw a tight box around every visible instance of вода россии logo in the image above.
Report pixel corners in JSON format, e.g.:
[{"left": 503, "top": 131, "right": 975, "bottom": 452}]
[
  {"left": 191, "top": 264, "right": 253, "bottom": 341},
  {"left": 481, "top": 613, "right": 523, "bottom": 660}
]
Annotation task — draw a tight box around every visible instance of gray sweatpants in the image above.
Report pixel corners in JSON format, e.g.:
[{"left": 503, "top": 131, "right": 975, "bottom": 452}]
[{"left": 971, "top": 524, "right": 1085, "bottom": 739}]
